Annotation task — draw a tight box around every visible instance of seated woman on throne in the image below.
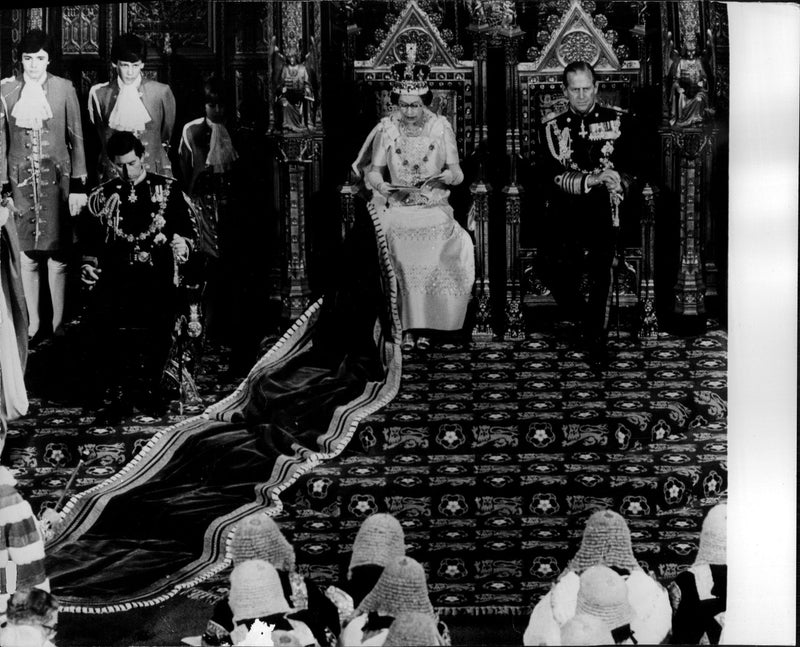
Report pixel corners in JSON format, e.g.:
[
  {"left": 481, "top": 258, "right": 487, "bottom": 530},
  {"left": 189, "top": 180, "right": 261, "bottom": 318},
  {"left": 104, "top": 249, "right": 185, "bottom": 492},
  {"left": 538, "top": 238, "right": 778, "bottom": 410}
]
[{"left": 352, "top": 45, "right": 474, "bottom": 351}]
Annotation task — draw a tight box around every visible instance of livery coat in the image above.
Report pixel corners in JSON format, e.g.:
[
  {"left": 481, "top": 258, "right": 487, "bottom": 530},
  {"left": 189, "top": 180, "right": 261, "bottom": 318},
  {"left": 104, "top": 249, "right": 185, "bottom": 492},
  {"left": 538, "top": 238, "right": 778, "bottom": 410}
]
[
  {"left": 178, "top": 117, "right": 217, "bottom": 196},
  {"left": 0, "top": 73, "right": 88, "bottom": 252},
  {"left": 88, "top": 76, "right": 176, "bottom": 181}
]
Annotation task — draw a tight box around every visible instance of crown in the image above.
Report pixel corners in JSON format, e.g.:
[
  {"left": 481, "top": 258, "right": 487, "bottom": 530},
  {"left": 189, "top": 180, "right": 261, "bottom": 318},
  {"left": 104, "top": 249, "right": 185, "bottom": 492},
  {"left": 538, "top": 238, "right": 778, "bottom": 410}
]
[{"left": 391, "top": 43, "right": 430, "bottom": 96}]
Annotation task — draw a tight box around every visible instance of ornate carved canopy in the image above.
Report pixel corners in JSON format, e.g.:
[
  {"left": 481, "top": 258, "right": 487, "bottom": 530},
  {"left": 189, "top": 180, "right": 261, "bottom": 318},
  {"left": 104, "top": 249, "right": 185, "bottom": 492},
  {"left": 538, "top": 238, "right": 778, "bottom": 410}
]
[
  {"left": 517, "top": 0, "right": 642, "bottom": 156},
  {"left": 528, "top": 0, "right": 623, "bottom": 73},
  {"left": 354, "top": 0, "right": 475, "bottom": 157}
]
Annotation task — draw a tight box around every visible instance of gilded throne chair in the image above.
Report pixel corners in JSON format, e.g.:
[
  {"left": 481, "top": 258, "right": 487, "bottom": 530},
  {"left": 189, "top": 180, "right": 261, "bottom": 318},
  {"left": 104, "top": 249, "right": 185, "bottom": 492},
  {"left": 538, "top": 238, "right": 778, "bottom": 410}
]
[{"left": 510, "top": 1, "right": 658, "bottom": 339}]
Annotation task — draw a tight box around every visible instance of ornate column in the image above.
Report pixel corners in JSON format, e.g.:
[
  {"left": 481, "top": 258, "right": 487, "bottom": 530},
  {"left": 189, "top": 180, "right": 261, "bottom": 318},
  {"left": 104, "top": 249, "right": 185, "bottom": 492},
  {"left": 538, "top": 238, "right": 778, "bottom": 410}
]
[
  {"left": 338, "top": 6, "right": 359, "bottom": 240},
  {"left": 661, "top": 0, "right": 719, "bottom": 323},
  {"left": 671, "top": 131, "right": 711, "bottom": 318},
  {"left": 470, "top": 178, "right": 493, "bottom": 340},
  {"left": 498, "top": 21, "right": 526, "bottom": 340},
  {"left": 638, "top": 184, "right": 658, "bottom": 339},
  {"left": 503, "top": 183, "right": 525, "bottom": 339},
  {"left": 274, "top": 134, "right": 323, "bottom": 320},
  {"left": 466, "top": 24, "right": 490, "bottom": 147},
  {"left": 269, "top": 0, "right": 325, "bottom": 322}
]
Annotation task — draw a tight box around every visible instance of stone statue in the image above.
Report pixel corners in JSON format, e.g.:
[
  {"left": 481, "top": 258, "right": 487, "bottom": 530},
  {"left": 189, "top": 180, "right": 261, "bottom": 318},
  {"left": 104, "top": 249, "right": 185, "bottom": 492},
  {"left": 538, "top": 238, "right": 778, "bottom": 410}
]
[
  {"left": 469, "top": 0, "right": 487, "bottom": 25},
  {"left": 271, "top": 37, "right": 318, "bottom": 132},
  {"left": 500, "top": 0, "right": 517, "bottom": 29},
  {"left": 667, "top": 30, "right": 715, "bottom": 129}
]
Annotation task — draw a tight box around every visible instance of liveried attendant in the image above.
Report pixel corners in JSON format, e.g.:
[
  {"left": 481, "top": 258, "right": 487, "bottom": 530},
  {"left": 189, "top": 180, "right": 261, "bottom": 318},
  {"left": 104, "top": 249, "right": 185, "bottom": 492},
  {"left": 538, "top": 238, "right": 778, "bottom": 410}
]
[
  {"left": 0, "top": 29, "right": 88, "bottom": 343},
  {"left": 88, "top": 33, "right": 176, "bottom": 182}
]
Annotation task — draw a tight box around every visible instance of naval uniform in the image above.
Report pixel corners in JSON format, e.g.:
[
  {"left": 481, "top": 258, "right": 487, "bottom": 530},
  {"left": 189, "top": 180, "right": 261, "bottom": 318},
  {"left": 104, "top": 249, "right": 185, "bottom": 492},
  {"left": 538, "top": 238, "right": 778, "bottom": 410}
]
[
  {"left": 78, "top": 172, "right": 196, "bottom": 405},
  {"left": 535, "top": 102, "right": 635, "bottom": 348}
]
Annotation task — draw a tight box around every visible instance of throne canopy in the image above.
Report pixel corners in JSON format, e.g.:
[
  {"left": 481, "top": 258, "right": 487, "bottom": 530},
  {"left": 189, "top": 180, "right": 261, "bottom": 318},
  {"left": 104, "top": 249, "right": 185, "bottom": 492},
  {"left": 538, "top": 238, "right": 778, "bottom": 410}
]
[{"left": 354, "top": 0, "right": 476, "bottom": 158}]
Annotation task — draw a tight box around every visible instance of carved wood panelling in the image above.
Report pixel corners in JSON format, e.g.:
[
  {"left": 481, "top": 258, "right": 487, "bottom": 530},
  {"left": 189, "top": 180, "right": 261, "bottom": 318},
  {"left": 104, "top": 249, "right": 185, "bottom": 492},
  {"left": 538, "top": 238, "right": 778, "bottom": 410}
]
[
  {"left": 282, "top": 1, "right": 303, "bottom": 52},
  {"left": 62, "top": 4, "right": 100, "bottom": 55},
  {"left": 127, "top": 1, "right": 211, "bottom": 51}
]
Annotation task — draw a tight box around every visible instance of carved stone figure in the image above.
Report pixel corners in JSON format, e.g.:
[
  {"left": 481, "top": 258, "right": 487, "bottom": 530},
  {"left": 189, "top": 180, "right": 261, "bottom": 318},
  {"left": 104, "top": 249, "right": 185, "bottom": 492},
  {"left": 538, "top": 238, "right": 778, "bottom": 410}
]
[
  {"left": 271, "top": 38, "right": 318, "bottom": 132},
  {"left": 667, "top": 31, "right": 715, "bottom": 129},
  {"left": 469, "top": 0, "right": 487, "bottom": 25}
]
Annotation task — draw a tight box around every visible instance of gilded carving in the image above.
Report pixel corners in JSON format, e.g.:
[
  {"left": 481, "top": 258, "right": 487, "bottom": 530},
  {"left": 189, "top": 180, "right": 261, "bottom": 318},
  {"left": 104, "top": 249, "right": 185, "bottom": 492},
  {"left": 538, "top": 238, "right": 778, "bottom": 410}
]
[
  {"left": 282, "top": 1, "right": 303, "bottom": 52},
  {"left": 29, "top": 8, "right": 43, "bottom": 30},
  {"left": 558, "top": 31, "right": 598, "bottom": 65},
  {"left": 128, "top": 1, "right": 210, "bottom": 50}
]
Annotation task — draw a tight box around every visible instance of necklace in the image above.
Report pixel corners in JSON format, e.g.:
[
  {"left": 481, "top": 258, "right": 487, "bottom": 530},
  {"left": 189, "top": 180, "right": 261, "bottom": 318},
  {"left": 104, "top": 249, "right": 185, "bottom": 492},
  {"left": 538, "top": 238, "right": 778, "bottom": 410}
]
[
  {"left": 99, "top": 179, "right": 171, "bottom": 244},
  {"left": 399, "top": 119, "right": 424, "bottom": 137}
]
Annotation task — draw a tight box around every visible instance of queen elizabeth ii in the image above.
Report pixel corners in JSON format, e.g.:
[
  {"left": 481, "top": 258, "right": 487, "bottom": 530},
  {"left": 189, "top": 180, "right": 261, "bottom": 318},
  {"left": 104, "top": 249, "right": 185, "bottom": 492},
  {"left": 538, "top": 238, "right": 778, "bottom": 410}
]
[{"left": 352, "top": 48, "right": 474, "bottom": 351}]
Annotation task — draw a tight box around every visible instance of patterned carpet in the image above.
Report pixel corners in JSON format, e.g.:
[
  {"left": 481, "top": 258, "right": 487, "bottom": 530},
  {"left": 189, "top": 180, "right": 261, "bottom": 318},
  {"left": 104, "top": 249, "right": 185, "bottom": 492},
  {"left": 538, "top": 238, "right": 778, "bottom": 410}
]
[
  {"left": 185, "top": 326, "right": 728, "bottom": 616},
  {"left": 4, "top": 334, "right": 241, "bottom": 523},
  {"left": 5, "top": 324, "right": 727, "bottom": 617}
]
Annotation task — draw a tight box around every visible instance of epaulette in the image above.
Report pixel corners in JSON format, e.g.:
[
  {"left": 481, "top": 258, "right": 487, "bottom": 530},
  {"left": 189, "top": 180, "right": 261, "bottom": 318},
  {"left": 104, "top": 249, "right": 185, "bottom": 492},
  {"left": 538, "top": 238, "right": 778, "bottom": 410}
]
[
  {"left": 0, "top": 76, "right": 15, "bottom": 85},
  {"left": 542, "top": 109, "right": 567, "bottom": 125},
  {"left": 93, "top": 177, "right": 123, "bottom": 193},
  {"left": 147, "top": 172, "right": 175, "bottom": 183},
  {"left": 607, "top": 104, "right": 629, "bottom": 115}
]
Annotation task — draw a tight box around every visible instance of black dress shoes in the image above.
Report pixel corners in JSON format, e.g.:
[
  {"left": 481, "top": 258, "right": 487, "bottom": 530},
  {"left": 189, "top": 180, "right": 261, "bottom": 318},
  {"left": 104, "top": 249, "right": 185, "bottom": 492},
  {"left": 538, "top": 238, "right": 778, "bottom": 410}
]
[
  {"left": 586, "top": 336, "right": 611, "bottom": 374},
  {"left": 95, "top": 396, "right": 134, "bottom": 426}
]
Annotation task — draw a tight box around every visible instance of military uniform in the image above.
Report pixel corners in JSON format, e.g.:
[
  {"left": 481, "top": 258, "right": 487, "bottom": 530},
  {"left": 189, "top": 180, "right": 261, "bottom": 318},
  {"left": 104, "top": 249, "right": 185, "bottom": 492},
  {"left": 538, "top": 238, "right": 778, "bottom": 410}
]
[
  {"left": 78, "top": 172, "right": 196, "bottom": 409},
  {"left": 536, "top": 103, "right": 635, "bottom": 347}
]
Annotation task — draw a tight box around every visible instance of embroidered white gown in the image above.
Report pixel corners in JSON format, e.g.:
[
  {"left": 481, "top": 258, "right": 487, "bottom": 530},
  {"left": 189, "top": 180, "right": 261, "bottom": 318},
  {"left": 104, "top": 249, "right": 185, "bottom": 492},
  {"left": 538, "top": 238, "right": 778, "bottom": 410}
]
[
  {"left": 357, "top": 110, "right": 474, "bottom": 332},
  {"left": 0, "top": 215, "right": 28, "bottom": 420}
]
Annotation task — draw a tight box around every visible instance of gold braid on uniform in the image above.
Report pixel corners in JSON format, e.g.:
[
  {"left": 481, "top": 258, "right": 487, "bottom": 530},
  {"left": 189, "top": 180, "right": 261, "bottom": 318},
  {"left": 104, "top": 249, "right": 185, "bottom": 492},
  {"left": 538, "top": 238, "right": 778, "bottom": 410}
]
[
  {"left": 554, "top": 171, "right": 586, "bottom": 195},
  {"left": 88, "top": 188, "right": 116, "bottom": 218}
]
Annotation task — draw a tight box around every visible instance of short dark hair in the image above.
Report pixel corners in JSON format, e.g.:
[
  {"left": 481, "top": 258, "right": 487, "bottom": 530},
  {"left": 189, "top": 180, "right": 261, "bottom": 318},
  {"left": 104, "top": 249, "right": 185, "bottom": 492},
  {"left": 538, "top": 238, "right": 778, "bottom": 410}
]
[
  {"left": 18, "top": 29, "right": 53, "bottom": 59},
  {"left": 204, "top": 76, "right": 224, "bottom": 105},
  {"left": 562, "top": 60, "right": 596, "bottom": 86},
  {"left": 111, "top": 33, "right": 147, "bottom": 63},
  {"left": 107, "top": 131, "right": 145, "bottom": 159},
  {"left": 390, "top": 90, "right": 434, "bottom": 107}
]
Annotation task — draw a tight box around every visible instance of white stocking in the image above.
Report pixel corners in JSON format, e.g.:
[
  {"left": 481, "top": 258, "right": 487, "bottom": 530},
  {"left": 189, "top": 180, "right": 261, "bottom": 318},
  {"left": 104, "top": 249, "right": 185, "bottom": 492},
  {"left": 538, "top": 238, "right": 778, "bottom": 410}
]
[
  {"left": 47, "top": 255, "right": 68, "bottom": 334},
  {"left": 20, "top": 252, "right": 41, "bottom": 337}
]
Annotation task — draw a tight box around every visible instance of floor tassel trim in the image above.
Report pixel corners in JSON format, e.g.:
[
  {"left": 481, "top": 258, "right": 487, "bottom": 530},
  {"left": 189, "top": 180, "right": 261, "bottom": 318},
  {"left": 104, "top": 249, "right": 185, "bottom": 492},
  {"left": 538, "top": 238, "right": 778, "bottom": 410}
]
[{"left": 436, "top": 605, "right": 532, "bottom": 617}]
